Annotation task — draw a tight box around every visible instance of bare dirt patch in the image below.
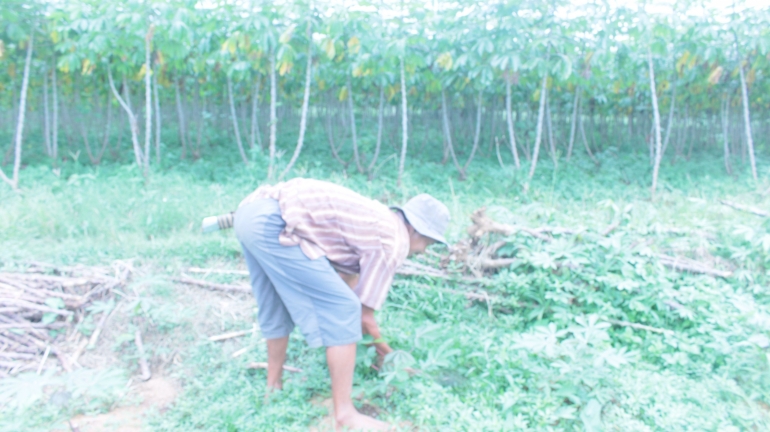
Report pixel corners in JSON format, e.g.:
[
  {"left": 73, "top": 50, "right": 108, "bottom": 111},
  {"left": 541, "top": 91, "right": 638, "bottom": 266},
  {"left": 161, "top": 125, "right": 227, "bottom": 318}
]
[{"left": 68, "top": 376, "right": 179, "bottom": 432}]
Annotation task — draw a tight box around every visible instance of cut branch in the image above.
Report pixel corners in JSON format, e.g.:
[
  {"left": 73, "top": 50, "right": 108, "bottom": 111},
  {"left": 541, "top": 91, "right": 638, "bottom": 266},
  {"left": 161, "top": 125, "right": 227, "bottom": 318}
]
[
  {"left": 172, "top": 276, "right": 250, "bottom": 293},
  {"left": 719, "top": 200, "right": 769, "bottom": 217}
]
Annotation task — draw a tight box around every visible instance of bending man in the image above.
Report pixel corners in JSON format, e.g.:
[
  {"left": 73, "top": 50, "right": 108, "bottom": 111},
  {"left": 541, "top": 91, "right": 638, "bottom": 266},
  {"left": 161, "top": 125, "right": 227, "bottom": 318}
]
[{"left": 233, "top": 178, "right": 449, "bottom": 430}]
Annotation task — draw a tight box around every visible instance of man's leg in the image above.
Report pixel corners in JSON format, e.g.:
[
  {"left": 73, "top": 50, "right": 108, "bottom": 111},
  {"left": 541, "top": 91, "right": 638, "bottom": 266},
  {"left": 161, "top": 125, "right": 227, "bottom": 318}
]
[
  {"left": 266, "top": 336, "right": 289, "bottom": 390},
  {"left": 327, "top": 343, "right": 389, "bottom": 431}
]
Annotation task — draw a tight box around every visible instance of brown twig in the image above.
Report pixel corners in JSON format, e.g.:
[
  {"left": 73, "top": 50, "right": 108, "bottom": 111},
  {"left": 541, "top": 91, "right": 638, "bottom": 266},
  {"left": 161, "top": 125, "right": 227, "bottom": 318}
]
[
  {"left": 467, "top": 207, "right": 553, "bottom": 242},
  {"left": 188, "top": 267, "right": 250, "bottom": 276},
  {"left": 601, "top": 220, "right": 621, "bottom": 236},
  {"left": 655, "top": 254, "right": 732, "bottom": 278},
  {"left": 134, "top": 329, "right": 152, "bottom": 381},
  {"left": 719, "top": 200, "right": 770, "bottom": 217},
  {"left": 209, "top": 326, "right": 255, "bottom": 342},
  {"left": 247, "top": 361, "right": 303, "bottom": 373},
  {"left": 172, "top": 276, "right": 251, "bottom": 293},
  {"left": 606, "top": 319, "right": 673, "bottom": 335},
  {"left": 87, "top": 307, "right": 116, "bottom": 350}
]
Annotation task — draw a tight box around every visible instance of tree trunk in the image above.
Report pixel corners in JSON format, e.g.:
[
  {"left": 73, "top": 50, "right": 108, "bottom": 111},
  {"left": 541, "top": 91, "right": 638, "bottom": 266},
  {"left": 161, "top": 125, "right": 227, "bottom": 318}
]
[
  {"left": 722, "top": 94, "right": 732, "bottom": 174},
  {"left": 108, "top": 68, "right": 144, "bottom": 168},
  {"left": 268, "top": 49, "right": 277, "bottom": 179},
  {"left": 463, "top": 88, "right": 483, "bottom": 172},
  {"left": 527, "top": 74, "right": 548, "bottom": 185},
  {"left": 367, "top": 86, "right": 385, "bottom": 180},
  {"left": 346, "top": 77, "right": 364, "bottom": 174},
  {"left": 567, "top": 87, "right": 579, "bottom": 161},
  {"left": 280, "top": 26, "right": 313, "bottom": 180},
  {"left": 250, "top": 79, "right": 262, "bottom": 150},
  {"left": 545, "top": 95, "right": 557, "bottom": 169},
  {"left": 441, "top": 87, "right": 465, "bottom": 180},
  {"left": 738, "top": 60, "right": 757, "bottom": 181},
  {"left": 0, "top": 35, "right": 33, "bottom": 189},
  {"left": 52, "top": 59, "right": 59, "bottom": 164},
  {"left": 43, "top": 67, "right": 51, "bottom": 157},
  {"left": 80, "top": 119, "right": 97, "bottom": 164},
  {"left": 97, "top": 91, "right": 112, "bottom": 164},
  {"left": 579, "top": 112, "right": 598, "bottom": 164},
  {"left": 495, "top": 137, "right": 504, "bottom": 168},
  {"left": 660, "top": 77, "right": 676, "bottom": 159},
  {"left": 325, "top": 103, "right": 347, "bottom": 168},
  {"left": 227, "top": 75, "right": 248, "bottom": 164},
  {"left": 153, "top": 70, "right": 161, "bottom": 165},
  {"left": 648, "top": 50, "right": 664, "bottom": 198},
  {"left": 143, "top": 32, "right": 153, "bottom": 178},
  {"left": 505, "top": 78, "right": 521, "bottom": 168},
  {"left": 175, "top": 78, "right": 188, "bottom": 159},
  {"left": 194, "top": 90, "right": 205, "bottom": 159},
  {"left": 397, "top": 56, "right": 408, "bottom": 187}
]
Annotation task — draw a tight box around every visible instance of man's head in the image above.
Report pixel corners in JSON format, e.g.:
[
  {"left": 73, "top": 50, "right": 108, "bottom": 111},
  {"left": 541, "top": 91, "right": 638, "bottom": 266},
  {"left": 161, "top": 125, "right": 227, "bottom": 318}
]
[{"left": 392, "top": 194, "right": 450, "bottom": 255}]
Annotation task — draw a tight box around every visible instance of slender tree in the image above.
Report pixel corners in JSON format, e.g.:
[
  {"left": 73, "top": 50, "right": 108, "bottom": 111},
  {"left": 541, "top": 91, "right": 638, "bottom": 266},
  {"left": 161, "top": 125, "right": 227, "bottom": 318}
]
[
  {"left": 281, "top": 19, "right": 314, "bottom": 179},
  {"left": 649, "top": 49, "right": 664, "bottom": 198},
  {"left": 527, "top": 74, "right": 548, "bottom": 185},
  {"left": 504, "top": 73, "right": 521, "bottom": 169},
  {"left": 367, "top": 86, "right": 385, "bottom": 180},
  {"left": 267, "top": 48, "right": 278, "bottom": 179},
  {"left": 397, "top": 55, "right": 408, "bottom": 187},
  {"left": 737, "top": 58, "right": 757, "bottom": 181},
  {"left": 0, "top": 33, "right": 33, "bottom": 189},
  {"left": 227, "top": 75, "right": 248, "bottom": 164},
  {"left": 566, "top": 86, "right": 579, "bottom": 161}
]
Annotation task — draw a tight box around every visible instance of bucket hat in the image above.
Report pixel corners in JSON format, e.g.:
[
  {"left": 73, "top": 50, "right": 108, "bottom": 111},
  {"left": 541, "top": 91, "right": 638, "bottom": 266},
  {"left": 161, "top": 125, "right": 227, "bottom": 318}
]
[{"left": 392, "top": 194, "right": 450, "bottom": 244}]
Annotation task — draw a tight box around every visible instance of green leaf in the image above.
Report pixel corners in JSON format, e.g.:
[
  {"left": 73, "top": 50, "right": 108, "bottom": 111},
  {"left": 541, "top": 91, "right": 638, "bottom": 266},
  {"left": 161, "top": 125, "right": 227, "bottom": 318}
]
[
  {"left": 581, "top": 398, "right": 603, "bottom": 432},
  {"left": 45, "top": 297, "right": 66, "bottom": 310}
]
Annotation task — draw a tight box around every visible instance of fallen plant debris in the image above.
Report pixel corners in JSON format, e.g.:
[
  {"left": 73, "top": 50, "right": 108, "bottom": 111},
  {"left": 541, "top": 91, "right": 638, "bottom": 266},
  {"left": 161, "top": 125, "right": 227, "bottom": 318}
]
[
  {"left": 172, "top": 275, "right": 250, "bottom": 293},
  {"left": 246, "top": 361, "right": 303, "bottom": 373},
  {"left": 400, "top": 207, "right": 734, "bottom": 280},
  {"left": 0, "top": 261, "right": 131, "bottom": 377},
  {"left": 179, "top": 207, "right": 734, "bottom": 302},
  {"left": 720, "top": 200, "right": 770, "bottom": 217}
]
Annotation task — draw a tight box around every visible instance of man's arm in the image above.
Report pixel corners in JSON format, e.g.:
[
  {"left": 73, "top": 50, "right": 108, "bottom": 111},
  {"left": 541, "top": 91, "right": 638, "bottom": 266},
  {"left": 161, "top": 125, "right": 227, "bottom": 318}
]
[
  {"left": 336, "top": 271, "right": 393, "bottom": 358},
  {"left": 361, "top": 305, "right": 393, "bottom": 357}
]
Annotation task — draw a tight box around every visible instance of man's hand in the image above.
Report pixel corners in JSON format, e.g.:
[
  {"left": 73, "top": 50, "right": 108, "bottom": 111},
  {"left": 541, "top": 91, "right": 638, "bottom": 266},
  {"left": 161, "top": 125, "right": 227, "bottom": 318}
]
[
  {"left": 336, "top": 272, "right": 395, "bottom": 368},
  {"left": 361, "top": 305, "right": 393, "bottom": 368}
]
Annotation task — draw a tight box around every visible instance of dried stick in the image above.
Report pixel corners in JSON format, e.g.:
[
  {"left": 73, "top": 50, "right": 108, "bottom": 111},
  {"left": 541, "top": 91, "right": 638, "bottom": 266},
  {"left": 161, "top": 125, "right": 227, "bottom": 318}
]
[
  {"left": 37, "top": 345, "right": 50, "bottom": 374},
  {"left": 719, "top": 200, "right": 770, "bottom": 217},
  {"left": 247, "top": 361, "right": 303, "bottom": 373},
  {"left": 601, "top": 221, "right": 621, "bottom": 236},
  {"left": 467, "top": 208, "right": 553, "bottom": 242},
  {"left": 209, "top": 327, "right": 255, "bottom": 342},
  {"left": 188, "top": 267, "right": 249, "bottom": 276},
  {"left": 655, "top": 254, "right": 732, "bottom": 278},
  {"left": 606, "top": 319, "right": 673, "bottom": 335},
  {"left": 0, "top": 322, "right": 68, "bottom": 330},
  {"left": 88, "top": 305, "right": 119, "bottom": 350},
  {"left": 134, "top": 330, "right": 152, "bottom": 381},
  {"left": 0, "top": 298, "right": 74, "bottom": 316},
  {"left": 69, "top": 338, "right": 89, "bottom": 367},
  {"left": 172, "top": 276, "right": 250, "bottom": 293}
]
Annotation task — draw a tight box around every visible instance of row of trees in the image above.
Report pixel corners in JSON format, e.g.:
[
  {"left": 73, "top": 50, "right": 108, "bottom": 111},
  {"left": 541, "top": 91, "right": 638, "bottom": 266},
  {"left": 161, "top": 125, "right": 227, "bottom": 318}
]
[{"left": 1, "top": 0, "right": 768, "bottom": 194}]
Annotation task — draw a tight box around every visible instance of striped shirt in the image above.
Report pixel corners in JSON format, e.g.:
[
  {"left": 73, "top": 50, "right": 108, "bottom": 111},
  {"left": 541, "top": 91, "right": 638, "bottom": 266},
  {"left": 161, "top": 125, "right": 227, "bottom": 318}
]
[{"left": 239, "top": 178, "right": 409, "bottom": 310}]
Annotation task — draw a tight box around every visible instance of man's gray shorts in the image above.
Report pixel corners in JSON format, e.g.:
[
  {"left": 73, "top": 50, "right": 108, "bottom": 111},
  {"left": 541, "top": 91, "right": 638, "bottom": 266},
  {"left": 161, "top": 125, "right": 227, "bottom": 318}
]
[{"left": 234, "top": 198, "right": 362, "bottom": 348}]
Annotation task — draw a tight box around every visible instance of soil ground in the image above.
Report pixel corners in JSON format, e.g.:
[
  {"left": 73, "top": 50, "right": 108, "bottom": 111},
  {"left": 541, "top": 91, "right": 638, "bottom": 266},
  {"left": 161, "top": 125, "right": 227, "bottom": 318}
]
[{"left": 66, "top": 376, "right": 180, "bottom": 432}]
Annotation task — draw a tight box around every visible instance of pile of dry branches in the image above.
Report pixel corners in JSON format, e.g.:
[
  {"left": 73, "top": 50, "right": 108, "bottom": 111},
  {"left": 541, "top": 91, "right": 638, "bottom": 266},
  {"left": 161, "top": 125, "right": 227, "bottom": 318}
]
[
  {"left": 0, "top": 262, "right": 131, "bottom": 377},
  {"left": 398, "top": 207, "right": 733, "bottom": 281}
]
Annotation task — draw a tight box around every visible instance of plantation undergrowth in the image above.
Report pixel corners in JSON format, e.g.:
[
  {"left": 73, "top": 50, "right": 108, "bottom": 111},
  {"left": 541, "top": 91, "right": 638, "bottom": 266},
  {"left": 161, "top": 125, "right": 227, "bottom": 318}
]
[{"left": 2, "top": 149, "right": 770, "bottom": 430}]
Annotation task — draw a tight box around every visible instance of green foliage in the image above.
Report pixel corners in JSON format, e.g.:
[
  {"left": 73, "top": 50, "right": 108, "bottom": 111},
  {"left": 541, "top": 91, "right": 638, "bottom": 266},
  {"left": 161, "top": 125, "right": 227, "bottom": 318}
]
[
  {"left": 6, "top": 147, "right": 770, "bottom": 429},
  {"left": 0, "top": 368, "right": 127, "bottom": 431}
]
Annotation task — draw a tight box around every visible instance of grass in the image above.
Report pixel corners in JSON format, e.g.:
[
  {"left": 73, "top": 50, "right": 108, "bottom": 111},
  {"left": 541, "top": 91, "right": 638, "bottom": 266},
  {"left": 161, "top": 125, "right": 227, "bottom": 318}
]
[{"left": 2, "top": 139, "right": 770, "bottom": 430}]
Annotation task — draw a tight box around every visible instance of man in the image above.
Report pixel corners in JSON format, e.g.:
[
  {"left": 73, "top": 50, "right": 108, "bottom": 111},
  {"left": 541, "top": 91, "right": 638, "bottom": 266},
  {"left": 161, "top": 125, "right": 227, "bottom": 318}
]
[{"left": 232, "top": 178, "right": 449, "bottom": 431}]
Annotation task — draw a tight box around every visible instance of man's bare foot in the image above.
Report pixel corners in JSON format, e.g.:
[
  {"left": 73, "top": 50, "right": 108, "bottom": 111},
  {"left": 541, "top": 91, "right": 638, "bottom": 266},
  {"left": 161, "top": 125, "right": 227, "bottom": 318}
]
[{"left": 335, "top": 410, "right": 390, "bottom": 431}]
